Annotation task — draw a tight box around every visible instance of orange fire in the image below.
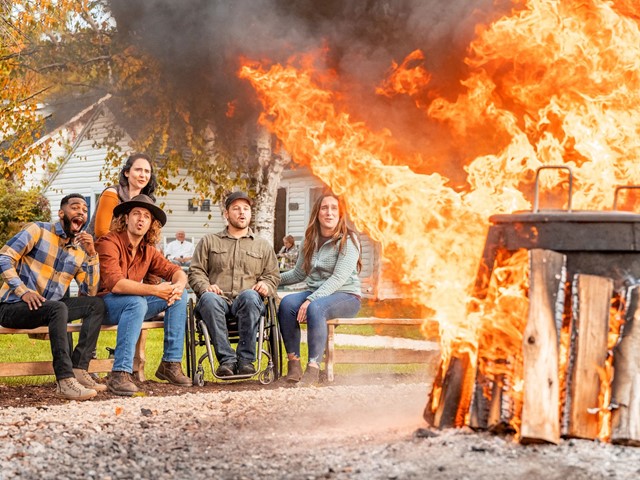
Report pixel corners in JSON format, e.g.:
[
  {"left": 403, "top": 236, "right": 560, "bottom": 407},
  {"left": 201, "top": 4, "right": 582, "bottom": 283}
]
[{"left": 239, "top": 0, "right": 640, "bottom": 438}]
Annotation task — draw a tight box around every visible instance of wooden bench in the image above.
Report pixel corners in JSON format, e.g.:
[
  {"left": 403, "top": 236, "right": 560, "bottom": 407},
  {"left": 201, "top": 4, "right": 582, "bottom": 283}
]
[
  {"left": 325, "top": 317, "right": 439, "bottom": 382},
  {"left": 0, "top": 320, "right": 164, "bottom": 381}
]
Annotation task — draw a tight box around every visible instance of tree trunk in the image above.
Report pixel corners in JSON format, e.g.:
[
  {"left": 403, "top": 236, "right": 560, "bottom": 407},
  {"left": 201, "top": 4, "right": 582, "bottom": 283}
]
[{"left": 253, "top": 126, "right": 290, "bottom": 246}]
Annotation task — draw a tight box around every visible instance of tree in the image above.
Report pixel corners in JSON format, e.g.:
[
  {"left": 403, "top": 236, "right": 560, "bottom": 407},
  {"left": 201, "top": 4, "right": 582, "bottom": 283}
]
[
  {"left": 0, "top": 179, "right": 50, "bottom": 246},
  {"left": 0, "top": 0, "right": 114, "bottom": 181},
  {"left": 2, "top": 0, "right": 291, "bottom": 245}
]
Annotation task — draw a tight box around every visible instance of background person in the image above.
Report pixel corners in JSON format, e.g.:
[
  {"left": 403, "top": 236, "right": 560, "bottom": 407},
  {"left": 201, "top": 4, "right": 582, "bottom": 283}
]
[
  {"left": 188, "top": 191, "right": 280, "bottom": 377},
  {"left": 276, "top": 234, "right": 299, "bottom": 272},
  {"left": 87, "top": 153, "right": 158, "bottom": 239},
  {"left": 165, "top": 230, "right": 195, "bottom": 267},
  {"left": 278, "top": 193, "right": 362, "bottom": 385},
  {"left": 95, "top": 194, "right": 191, "bottom": 396},
  {"left": 0, "top": 194, "right": 106, "bottom": 400}
]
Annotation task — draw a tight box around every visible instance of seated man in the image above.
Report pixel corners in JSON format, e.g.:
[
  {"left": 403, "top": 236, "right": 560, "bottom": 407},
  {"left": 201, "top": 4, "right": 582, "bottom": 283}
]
[
  {"left": 189, "top": 191, "right": 280, "bottom": 376},
  {"left": 164, "top": 230, "right": 194, "bottom": 267},
  {"left": 0, "top": 194, "right": 106, "bottom": 400},
  {"left": 96, "top": 194, "right": 191, "bottom": 396}
]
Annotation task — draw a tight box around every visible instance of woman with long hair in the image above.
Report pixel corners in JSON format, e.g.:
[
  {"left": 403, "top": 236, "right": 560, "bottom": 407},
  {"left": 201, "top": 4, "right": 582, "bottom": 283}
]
[
  {"left": 278, "top": 193, "right": 362, "bottom": 385},
  {"left": 87, "top": 153, "right": 158, "bottom": 238}
]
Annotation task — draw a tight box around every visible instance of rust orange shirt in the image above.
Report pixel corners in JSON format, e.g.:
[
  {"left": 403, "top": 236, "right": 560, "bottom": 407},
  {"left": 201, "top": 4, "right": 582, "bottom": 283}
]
[{"left": 95, "top": 230, "right": 180, "bottom": 296}]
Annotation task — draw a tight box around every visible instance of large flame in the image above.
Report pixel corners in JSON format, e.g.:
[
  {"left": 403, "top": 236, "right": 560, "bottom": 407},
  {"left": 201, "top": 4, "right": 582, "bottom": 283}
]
[{"left": 239, "top": 0, "right": 640, "bottom": 434}]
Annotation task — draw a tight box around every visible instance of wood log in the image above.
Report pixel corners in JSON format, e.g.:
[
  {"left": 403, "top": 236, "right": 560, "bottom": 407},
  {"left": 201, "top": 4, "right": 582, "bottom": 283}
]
[
  {"left": 562, "top": 274, "right": 613, "bottom": 440},
  {"left": 424, "top": 352, "right": 473, "bottom": 429},
  {"left": 520, "top": 249, "right": 566, "bottom": 445},
  {"left": 611, "top": 285, "right": 640, "bottom": 446},
  {"left": 469, "top": 373, "right": 491, "bottom": 431}
]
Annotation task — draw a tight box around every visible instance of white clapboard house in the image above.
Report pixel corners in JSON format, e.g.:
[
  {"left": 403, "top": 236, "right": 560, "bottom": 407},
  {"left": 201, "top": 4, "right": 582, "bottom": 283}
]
[{"left": 22, "top": 96, "right": 397, "bottom": 299}]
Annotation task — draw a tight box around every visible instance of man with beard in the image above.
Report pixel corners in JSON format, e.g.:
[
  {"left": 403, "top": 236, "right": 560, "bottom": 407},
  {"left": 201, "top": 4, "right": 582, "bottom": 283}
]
[
  {"left": 0, "top": 194, "right": 106, "bottom": 400},
  {"left": 189, "top": 191, "right": 280, "bottom": 377},
  {"left": 95, "top": 194, "right": 192, "bottom": 396}
]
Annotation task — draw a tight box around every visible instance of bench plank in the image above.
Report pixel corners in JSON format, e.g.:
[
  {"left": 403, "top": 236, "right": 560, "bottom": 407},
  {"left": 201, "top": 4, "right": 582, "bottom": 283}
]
[
  {"left": 325, "top": 317, "right": 436, "bottom": 382},
  {"left": 0, "top": 321, "right": 165, "bottom": 379}
]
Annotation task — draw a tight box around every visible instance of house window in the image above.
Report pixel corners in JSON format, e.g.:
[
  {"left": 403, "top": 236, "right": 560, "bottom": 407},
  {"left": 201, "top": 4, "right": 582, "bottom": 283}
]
[
  {"left": 200, "top": 199, "right": 211, "bottom": 212},
  {"left": 84, "top": 195, "right": 91, "bottom": 212},
  {"left": 188, "top": 198, "right": 199, "bottom": 212}
]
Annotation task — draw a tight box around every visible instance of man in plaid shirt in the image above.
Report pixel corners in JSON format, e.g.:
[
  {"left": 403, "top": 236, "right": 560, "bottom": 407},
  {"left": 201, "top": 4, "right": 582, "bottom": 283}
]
[{"left": 0, "top": 194, "right": 106, "bottom": 400}]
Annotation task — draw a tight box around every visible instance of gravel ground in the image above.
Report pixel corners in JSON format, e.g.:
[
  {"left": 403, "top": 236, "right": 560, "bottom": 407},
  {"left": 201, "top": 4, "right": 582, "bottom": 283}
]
[{"left": 2, "top": 375, "right": 640, "bottom": 480}]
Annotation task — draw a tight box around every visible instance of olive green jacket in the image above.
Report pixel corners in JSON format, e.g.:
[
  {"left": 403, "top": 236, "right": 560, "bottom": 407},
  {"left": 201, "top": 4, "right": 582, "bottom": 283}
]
[{"left": 188, "top": 228, "right": 280, "bottom": 301}]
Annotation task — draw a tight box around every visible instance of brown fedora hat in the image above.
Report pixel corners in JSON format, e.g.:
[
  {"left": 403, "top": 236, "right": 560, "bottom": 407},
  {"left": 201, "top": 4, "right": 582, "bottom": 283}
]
[{"left": 113, "top": 194, "right": 167, "bottom": 226}]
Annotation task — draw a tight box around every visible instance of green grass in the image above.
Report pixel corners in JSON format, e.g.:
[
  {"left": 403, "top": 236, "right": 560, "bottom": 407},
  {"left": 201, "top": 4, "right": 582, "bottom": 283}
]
[{"left": 0, "top": 297, "right": 437, "bottom": 386}]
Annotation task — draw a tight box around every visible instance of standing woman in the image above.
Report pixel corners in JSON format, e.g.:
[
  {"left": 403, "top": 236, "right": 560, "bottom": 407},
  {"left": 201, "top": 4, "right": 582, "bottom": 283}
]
[
  {"left": 278, "top": 193, "right": 362, "bottom": 385},
  {"left": 87, "top": 153, "right": 158, "bottom": 238}
]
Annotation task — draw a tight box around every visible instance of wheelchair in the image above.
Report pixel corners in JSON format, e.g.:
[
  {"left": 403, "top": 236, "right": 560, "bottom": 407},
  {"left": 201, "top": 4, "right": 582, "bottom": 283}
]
[{"left": 185, "top": 295, "right": 282, "bottom": 386}]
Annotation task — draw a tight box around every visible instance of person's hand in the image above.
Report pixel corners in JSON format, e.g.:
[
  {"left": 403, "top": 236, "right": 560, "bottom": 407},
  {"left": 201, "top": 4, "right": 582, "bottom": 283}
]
[
  {"left": 205, "top": 284, "right": 223, "bottom": 295},
  {"left": 297, "top": 300, "right": 310, "bottom": 323},
  {"left": 74, "top": 231, "right": 96, "bottom": 256},
  {"left": 21, "top": 291, "right": 46, "bottom": 311},
  {"left": 168, "top": 281, "right": 186, "bottom": 305},
  {"left": 155, "top": 283, "right": 182, "bottom": 306},
  {"left": 252, "top": 281, "right": 269, "bottom": 297}
]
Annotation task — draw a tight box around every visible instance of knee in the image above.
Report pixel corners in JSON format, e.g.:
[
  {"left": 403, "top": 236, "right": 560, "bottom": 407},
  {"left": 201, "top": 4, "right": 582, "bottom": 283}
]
[
  {"left": 48, "top": 301, "right": 68, "bottom": 320},
  {"left": 279, "top": 295, "right": 298, "bottom": 313},
  {"left": 197, "top": 292, "right": 224, "bottom": 313},
  {"left": 122, "top": 296, "right": 148, "bottom": 319},
  {"left": 90, "top": 297, "right": 106, "bottom": 316},
  {"left": 306, "top": 301, "right": 326, "bottom": 321},
  {"left": 236, "top": 290, "right": 263, "bottom": 311}
]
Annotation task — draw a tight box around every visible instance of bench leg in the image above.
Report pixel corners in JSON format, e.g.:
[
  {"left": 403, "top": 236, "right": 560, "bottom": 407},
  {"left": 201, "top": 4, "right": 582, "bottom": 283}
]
[
  {"left": 326, "top": 324, "right": 335, "bottom": 382},
  {"left": 133, "top": 330, "right": 148, "bottom": 382}
]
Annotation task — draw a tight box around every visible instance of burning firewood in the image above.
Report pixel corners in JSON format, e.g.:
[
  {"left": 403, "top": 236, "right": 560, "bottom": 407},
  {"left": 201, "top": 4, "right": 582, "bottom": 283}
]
[
  {"left": 611, "top": 285, "right": 640, "bottom": 446},
  {"left": 561, "top": 274, "right": 612, "bottom": 440},
  {"left": 520, "top": 249, "right": 566, "bottom": 445}
]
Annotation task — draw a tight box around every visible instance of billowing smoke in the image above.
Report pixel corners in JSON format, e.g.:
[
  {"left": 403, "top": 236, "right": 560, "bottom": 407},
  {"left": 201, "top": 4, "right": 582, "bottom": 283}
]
[{"left": 109, "top": 0, "right": 514, "bottom": 178}]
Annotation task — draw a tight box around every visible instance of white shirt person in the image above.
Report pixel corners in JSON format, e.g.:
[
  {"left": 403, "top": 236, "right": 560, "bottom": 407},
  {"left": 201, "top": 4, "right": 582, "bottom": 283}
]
[{"left": 164, "top": 230, "right": 195, "bottom": 267}]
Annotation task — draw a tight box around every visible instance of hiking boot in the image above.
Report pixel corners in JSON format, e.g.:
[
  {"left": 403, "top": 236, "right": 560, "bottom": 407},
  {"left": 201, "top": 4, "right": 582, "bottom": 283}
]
[
  {"left": 215, "top": 362, "right": 237, "bottom": 377},
  {"left": 237, "top": 359, "right": 257, "bottom": 375},
  {"left": 73, "top": 368, "right": 107, "bottom": 392},
  {"left": 56, "top": 377, "right": 97, "bottom": 401},
  {"left": 155, "top": 361, "right": 192, "bottom": 386},
  {"left": 285, "top": 359, "right": 303, "bottom": 383},
  {"left": 300, "top": 364, "right": 321, "bottom": 386},
  {"left": 107, "top": 371, "right": 139, "bottom": 396}
]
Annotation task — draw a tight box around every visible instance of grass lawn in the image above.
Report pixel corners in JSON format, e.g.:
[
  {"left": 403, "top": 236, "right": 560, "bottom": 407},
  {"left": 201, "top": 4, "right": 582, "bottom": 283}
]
[{"left": 0, "top": 298, "right": 436, "bottom": 386}]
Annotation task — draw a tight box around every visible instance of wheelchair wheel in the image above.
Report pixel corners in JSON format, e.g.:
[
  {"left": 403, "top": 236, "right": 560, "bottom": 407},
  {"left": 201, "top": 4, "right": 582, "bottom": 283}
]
[
  {"left": 186, "top": 298, "right": 198, "bottom": 380},
  {"left": 194, "top": 365, "right": 205, "bottom": 387},
  {"left": 259, "top": 366, "right": 275, "bottom": 385},
  {"left": 266, "top": 296, "right": 282, "bottom": 380}
]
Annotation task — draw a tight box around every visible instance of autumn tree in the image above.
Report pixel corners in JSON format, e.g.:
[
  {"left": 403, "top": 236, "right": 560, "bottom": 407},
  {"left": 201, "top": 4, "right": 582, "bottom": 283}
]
[{"left": 2, "top": 0, "right": 292, "bottom": 244}]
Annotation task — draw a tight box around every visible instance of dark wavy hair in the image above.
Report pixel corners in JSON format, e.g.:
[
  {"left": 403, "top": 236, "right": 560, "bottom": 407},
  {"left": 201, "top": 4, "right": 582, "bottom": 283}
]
[
  {"left": 118, "top": 153, "right": 158, "bottom": 200},
  {"left": 302, "top": 193, "right": 362, "bottom": 274},
  {"left": 112, "top": 212, "right": 162, "bottom": 246}
]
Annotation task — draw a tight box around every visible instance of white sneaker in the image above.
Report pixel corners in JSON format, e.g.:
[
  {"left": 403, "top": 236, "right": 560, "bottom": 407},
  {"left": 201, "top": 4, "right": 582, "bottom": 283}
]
[
  {"left": 56, "top": 377, "right": 97, "bottom": 401},
  {"left": 73, "top": 368, "right": 107, "bottom": 392}
]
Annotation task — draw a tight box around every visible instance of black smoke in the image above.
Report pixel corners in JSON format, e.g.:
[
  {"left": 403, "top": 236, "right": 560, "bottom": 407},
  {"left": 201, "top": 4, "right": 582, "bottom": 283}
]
[{"left": 108, "top": 0, "right": 515, "bottom": 178}]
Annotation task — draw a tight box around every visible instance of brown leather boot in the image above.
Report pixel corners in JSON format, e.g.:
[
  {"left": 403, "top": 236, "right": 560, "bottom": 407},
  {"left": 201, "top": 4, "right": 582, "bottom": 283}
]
[
  {"left": 107, "top": 371, "right": 138, "bottom": 396},
  {"left": 285, "top": 359, "right": 303, "bottom": 383},
  {"left": 73, "top": 368, "right": 107, "bottom": 392},
  {"left": 155, "top": 361, "right": 192, "bottom": 386}
]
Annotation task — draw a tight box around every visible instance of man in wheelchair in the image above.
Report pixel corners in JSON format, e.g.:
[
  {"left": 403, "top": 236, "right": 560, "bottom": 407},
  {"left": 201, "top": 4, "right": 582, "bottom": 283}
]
[{"left": 188, "top": 191, "right": 280, "bottom": 376}]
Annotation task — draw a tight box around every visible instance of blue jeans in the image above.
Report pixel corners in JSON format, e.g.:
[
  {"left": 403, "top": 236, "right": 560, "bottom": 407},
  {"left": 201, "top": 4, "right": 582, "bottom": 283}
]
[
  {"left": 278, "top": 291, "right": 361, "bottom": 363},
  {"left": 102, "top": 291, "right": 188, "bottom": 373},
  {"left": 195, "top": 290, "right": 264, "bottom": 365}
]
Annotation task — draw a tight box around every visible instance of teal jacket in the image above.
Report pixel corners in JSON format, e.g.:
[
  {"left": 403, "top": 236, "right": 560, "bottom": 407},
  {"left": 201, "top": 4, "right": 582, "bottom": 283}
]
[{"left": 280, "top": 235, "right": 361, "bottom": 301}]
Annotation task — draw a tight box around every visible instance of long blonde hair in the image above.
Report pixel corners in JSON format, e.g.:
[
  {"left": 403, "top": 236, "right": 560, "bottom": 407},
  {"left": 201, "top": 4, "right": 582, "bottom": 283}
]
[{"left": 302, "top": 193, "right": 362, "bottom": 274}]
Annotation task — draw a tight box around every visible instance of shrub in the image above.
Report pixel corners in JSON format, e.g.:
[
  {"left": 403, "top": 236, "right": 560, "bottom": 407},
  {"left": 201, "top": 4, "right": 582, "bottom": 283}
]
[{"left": 0, "top": 180, "right": 50, "bottom": 247}]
